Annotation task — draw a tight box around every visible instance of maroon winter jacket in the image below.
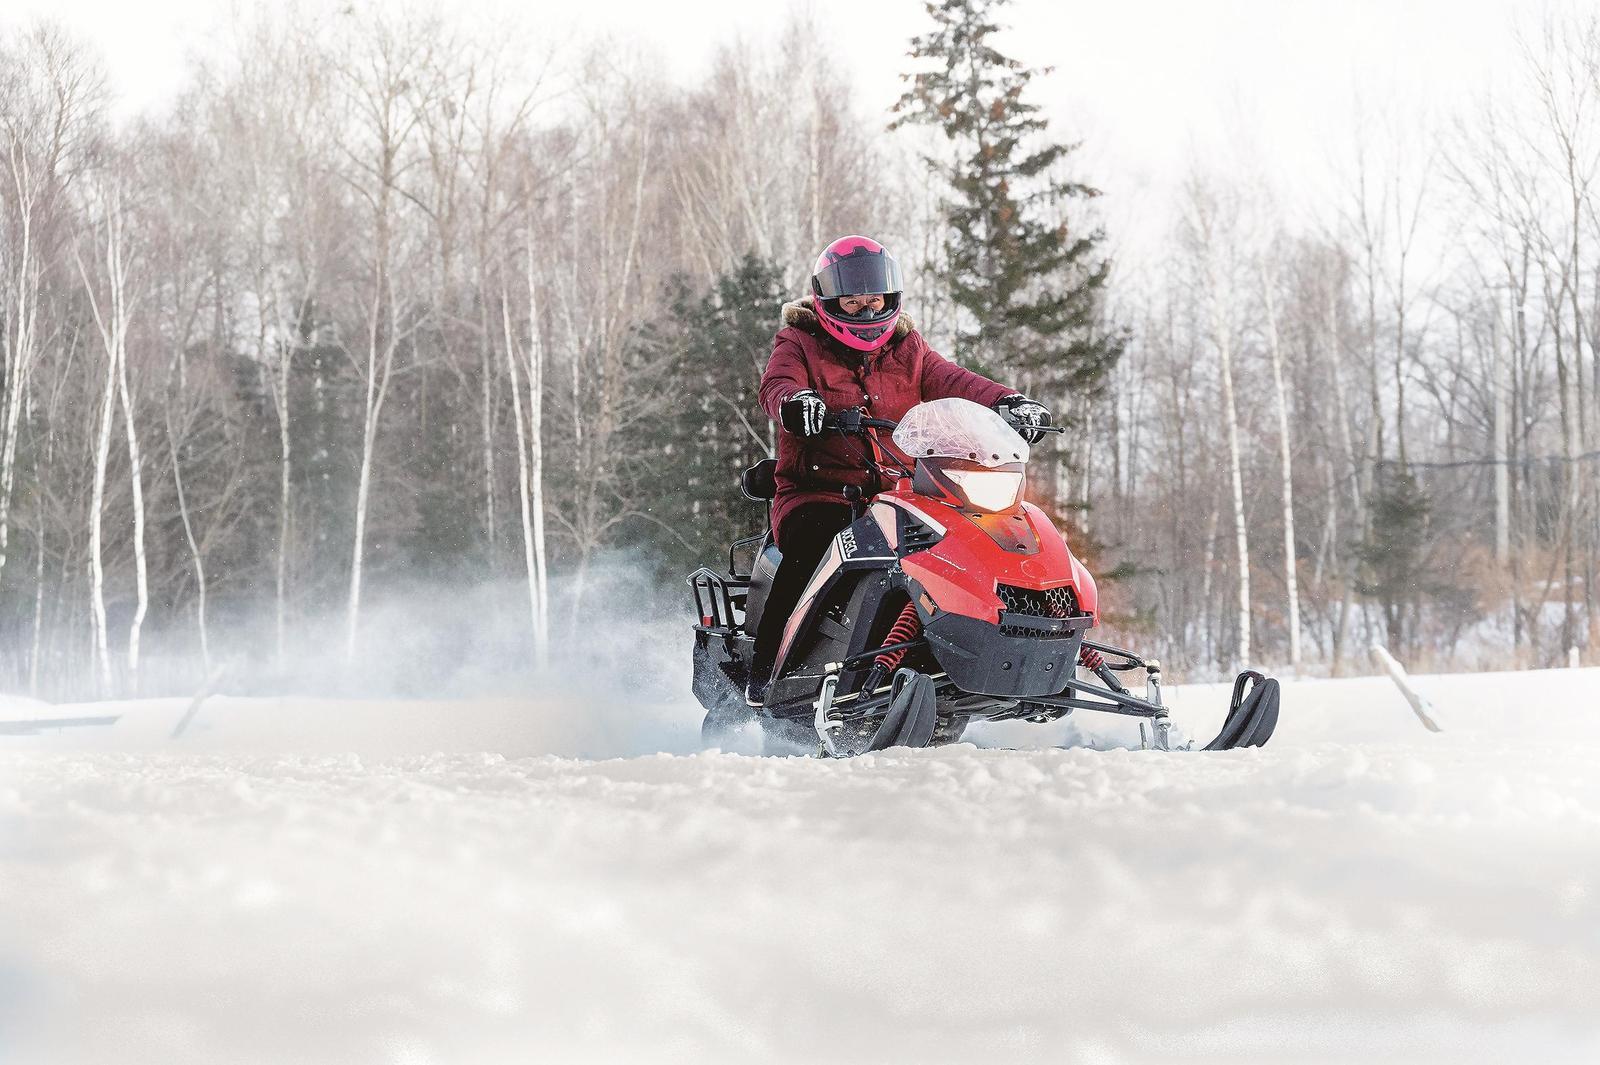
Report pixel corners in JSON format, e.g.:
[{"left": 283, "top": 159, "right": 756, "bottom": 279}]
[{"left": 759, "top": 296, "right": 1015, "bottom": 540}]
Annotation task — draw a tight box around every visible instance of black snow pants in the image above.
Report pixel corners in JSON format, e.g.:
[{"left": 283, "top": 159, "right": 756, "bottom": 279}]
[{"left": 749, "top": 501, "right": 854, "bottom": 684}]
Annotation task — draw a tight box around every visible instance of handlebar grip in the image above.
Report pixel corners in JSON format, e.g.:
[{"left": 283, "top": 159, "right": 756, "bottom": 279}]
[{"left": 822, "top": 407, "right": 899, "bottom": 433}]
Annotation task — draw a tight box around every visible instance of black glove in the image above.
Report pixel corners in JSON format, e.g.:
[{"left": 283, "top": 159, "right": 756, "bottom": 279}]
[
  {"left": 781, "top": 389, "right": 828, "bottom": 436},
  {"left": 994, "top": 394, "right": 1052, "bottom": 444}
]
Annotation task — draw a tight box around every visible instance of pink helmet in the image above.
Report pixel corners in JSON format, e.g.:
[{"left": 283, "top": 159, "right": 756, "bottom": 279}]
[{"left": 810, "top": 235, "right": 904, "bottom": 352}]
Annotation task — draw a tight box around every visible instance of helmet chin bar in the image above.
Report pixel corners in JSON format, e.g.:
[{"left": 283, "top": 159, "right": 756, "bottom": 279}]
[
  {"left": 820, "top": 314, "right": 895, "bottom": 352},
  {"left": 815, "top": 294, "right": 901, "bottom": 352}
]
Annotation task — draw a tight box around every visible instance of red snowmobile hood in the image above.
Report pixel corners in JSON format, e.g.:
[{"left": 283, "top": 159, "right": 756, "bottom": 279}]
[{"left": 877, "top": 494, "right": 1098, "bottom": 625}]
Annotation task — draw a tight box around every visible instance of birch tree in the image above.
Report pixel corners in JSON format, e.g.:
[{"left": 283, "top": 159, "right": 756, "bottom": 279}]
[
  {"left": 1181, "top": 175, "right": 1254, "bottom": 666},
  {"left": 0, "top": 27, "right": 101, "bottom": 598},
  {"left": 503, "top": 227, "right": 549, "bottom": 665},
  {"left": 77, "top": 176, "right": 138, "bottom": 692},
  {"left": 1260, "top": 244, "right": 1301, "bottom": 674},
  {"left": 333, "top": 12, "right": 437, "bottom": 659}
]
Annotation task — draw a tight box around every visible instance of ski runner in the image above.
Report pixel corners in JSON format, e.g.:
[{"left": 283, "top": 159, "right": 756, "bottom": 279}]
[{"left": 748, "top": 234, "right": 1051, "bottom": 705}]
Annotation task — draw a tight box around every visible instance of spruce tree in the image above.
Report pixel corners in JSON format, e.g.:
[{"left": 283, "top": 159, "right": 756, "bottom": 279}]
[
  {"left": 1356, "top": 467, "right": 1432, "bottom": 655},
  {"left": 891, "top": 0, "right": 1124, "bottom": 408},
  {"left": 639, "top": 254, "right": 784, "bottom": 573}
]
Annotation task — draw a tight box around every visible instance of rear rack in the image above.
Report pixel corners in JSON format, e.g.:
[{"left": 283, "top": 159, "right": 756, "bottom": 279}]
[{"left": 688, "top": 567, "right": 748, "bottom": 632}]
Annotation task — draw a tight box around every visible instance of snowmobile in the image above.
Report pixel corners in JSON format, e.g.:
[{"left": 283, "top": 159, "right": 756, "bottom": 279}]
[{"left": 688, "top": 398, "right": 1280, "bottom": 756}]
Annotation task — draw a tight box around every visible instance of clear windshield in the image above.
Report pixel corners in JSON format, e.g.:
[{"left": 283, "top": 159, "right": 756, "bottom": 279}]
[{"left": 892, "top": 398, "right": 1030, "bottom": 468}]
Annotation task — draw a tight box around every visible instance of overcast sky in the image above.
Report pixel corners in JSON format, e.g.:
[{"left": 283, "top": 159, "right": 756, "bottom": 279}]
[{"left": 0, "top": 0, "right": 1575, "bottom": 264}]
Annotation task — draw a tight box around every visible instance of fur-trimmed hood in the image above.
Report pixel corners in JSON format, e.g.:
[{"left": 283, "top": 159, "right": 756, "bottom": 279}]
[{"left": 780, "top": 294, "right": 915, "bottom": 341}]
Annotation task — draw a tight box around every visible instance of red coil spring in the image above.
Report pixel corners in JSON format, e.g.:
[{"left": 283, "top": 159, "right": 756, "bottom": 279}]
[
  {"left": 1078, "top": 646, "right": 1105, "bottom": 671},
  {"left": 874, "top": 601, "right": 923, "bottom": 672}
]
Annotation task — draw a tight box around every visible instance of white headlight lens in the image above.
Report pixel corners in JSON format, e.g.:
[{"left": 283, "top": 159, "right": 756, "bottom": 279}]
[{"left": 946, "top": 469, "right": 1023, "bottom": 511}]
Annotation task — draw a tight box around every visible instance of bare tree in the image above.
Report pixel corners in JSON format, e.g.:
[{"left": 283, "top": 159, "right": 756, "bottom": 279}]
[
  {"left": 502, "top": 227, "right": 549, "bottom": 664},
  {"left": 1525, "top": 9, "right": 1600, "bottom": 652},
  {"left": 1260, "top": 243, "right": 1301, "bottom": 673},
  {"left": 332, "top": 11, "right": 438, "bottom": 659},
  {"left": 76, "top": 174, "right": 137, "bottom": 692},
  {"left": 1181, "top": 174, "right": 1254, "bottom": 667},
  {"left": 0, "top": 26, "right": 101, "bottom": 599}
]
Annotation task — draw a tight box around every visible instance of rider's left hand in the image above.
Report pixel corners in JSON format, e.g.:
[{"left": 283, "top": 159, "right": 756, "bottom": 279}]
[{"left": 994, "top": 394, "right": 1052, "bottom": 444}]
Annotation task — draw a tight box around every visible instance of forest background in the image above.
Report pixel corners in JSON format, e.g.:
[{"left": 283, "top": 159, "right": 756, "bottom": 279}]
[{"left": 2, "top": 0, "right": 1598, "bottom": 700}]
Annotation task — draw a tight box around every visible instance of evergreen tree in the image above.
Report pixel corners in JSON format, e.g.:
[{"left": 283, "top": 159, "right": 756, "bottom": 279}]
[
  {"left": 1356, "top": 466, "right": 1432, "bottom": 655},
  {"left": 891, "top": 0, "right": 1124, "bottom": 407},
  {"left": 640, "top": 254, "right": 784, "bottom": 574},
  {"left": 225, "top": 298, "right": 362, "bottom": 610}
]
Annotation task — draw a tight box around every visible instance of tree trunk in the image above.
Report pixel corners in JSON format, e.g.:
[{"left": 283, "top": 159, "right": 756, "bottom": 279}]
[
  {"left": 87, "top": 316, "right": 118, "bottom": 695},
  {"left": 79, "top": 191, "right": 136, "bottom": 695},
  {"left": 480, "top": 313, "right": 498, "bottom": 557},
  {"left": 29, "top": 508, "right": 45, "bottom": 695},
  {"left": 0, "top": 188, "right": 39, "bottom": 598},
  {"left": 1262, "top": 268, "right": 1300, "bottom": 673},
  {"left": 1202, "top": 252, "right": 1251, "bottom": 667},
  {"left": 170, "top": 422, "right": 210, "bottom": 670},
  {"left": 1492, "top": 306, "right": 1510, "bottom": 563},
  {"left": 502, "top": 244, "right": 549, "bottom": 669},
  {"left": 116, "top": 325, "right": 148, "bottom": 690},
  {"left": 275, "top": 343, "right": 292, "bottom": 668},
  {"left": 1219, "top": 335, "right": 1251, "bottom": 667},
  {"left": 1199, "top": 495, "right": 1220, "bottom": 668},
  {"left": 346, "top": 167, "right": 401, "bottom": 661}
]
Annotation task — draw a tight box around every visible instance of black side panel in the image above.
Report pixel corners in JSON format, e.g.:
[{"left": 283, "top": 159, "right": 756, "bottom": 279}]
[
  {"left": 693, "top": 629, "right": 749, "bottom": 709},
  {"left": 765, "top": 567, "right": 898, "bottom": 715},
  {"left": 765, "top": 514, "right": 899, "bottom": 716},
  {"left": 742, "top": 536, "right": 782, "bottom": 639}
]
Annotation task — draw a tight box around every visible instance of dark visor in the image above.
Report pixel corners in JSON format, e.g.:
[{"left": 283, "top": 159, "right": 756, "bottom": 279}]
[{"left": 813, "top": 250, "right": 904, "bottom": 299}]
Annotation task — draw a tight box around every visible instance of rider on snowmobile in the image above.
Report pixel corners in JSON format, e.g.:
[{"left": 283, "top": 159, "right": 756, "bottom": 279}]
[{"left": 747, "top": 234, "right": 1051, "bottom": 704}]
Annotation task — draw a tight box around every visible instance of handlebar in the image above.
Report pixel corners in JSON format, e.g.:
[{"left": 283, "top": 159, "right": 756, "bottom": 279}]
[
  {"left": 811, "top": 406, "right": 1064, "bottom": 512},
  {"left": 822, "top": 409, "right": 899, "bottom": 434},
  {"left": 820, "top": 407, "right": 1066, "bottom": 437}
]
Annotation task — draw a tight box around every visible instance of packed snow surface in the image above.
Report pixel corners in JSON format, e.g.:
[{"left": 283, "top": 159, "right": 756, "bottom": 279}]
[{"left": 2, "top": 669, "right": 1598, "bottom": 1064}]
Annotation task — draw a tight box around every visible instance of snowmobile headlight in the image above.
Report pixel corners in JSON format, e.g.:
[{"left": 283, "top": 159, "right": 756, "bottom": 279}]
[{"left": 945, "top": 469, "right": 1023, "bottom": 512}]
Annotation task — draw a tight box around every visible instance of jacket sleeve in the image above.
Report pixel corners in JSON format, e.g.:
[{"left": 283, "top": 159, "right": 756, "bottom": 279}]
[
  {"left": 917, "top": 337, "right": 1016, "bottom": 408},
  {"left": 759, "top": 332, "right": 812, "bottom": 422}
]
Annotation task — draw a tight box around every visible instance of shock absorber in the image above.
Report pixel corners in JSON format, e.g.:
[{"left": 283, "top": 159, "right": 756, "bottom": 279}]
[
  {"left": 1079, "top": 643, "right": 1127, "bottom": 694},
  {"left": 859, "top": 600, "right": 922, "bottom": 694}
]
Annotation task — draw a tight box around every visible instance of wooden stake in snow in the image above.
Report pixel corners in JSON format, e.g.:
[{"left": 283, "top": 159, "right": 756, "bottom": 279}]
[
  {"left": 170, "top": 665, "right": 229, "bottom": 740},
  {"left": 1370, "top": 644, "right": 1442, "bottom": 732}
]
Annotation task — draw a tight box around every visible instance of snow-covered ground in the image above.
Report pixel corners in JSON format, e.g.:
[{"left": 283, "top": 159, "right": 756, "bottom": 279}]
[{"left": 2, "top": 668, "right": 1598, "bottom": 1064}]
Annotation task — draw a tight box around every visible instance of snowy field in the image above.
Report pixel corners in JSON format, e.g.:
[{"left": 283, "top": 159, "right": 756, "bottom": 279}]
[{"left": 2, "top": 667, "right": 1598, "bottom": 1064}]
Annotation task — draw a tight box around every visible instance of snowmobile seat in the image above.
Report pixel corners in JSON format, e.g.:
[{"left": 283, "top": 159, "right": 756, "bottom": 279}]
[{"left": 741, "top": 458, "right": 777, "bottom": 502}]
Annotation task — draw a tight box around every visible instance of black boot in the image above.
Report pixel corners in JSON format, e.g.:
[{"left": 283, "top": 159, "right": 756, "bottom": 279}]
[{"left": 745, "top": 665, "right": 771, "bottom": 707}]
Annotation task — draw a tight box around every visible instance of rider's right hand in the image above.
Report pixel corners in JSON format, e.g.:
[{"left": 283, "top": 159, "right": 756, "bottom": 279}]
[{"left": 781, "top": 389, "right": 828, "bottom": 436}]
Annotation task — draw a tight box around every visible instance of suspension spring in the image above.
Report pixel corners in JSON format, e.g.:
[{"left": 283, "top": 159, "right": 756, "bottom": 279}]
[
  {"left": 875, "top": 601, "right": 923, "bottom": 672},
  {"left": 1078, "top": 646, "right": 1105, "bottom": 671}
]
